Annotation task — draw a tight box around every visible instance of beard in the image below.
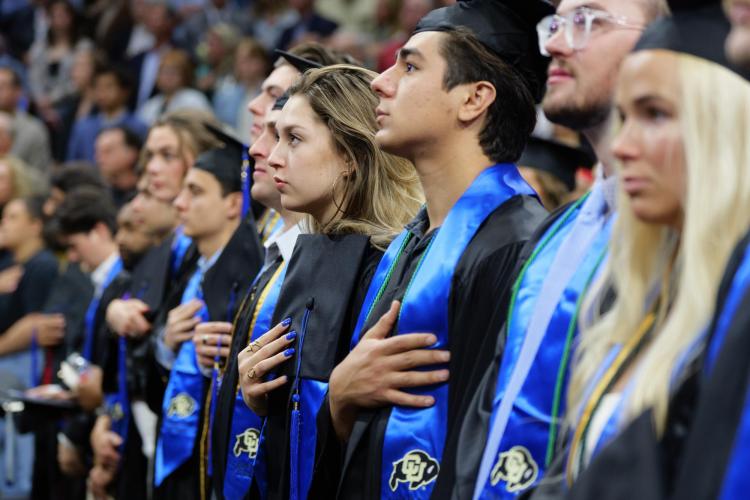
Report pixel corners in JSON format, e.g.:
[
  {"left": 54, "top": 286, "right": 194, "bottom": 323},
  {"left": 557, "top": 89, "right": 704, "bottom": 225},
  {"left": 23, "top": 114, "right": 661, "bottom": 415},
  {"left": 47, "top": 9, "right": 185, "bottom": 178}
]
[{"left": 542, "top": 93, "right": 613, "bottom": 131}]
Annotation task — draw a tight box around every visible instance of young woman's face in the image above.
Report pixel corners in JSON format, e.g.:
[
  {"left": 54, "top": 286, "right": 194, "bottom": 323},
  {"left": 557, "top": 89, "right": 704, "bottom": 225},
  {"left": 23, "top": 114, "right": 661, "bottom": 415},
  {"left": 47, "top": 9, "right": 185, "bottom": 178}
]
[
  {"left": 613, "top": 50, "right": 686, "bottom": 229},
  {"left": 268, "top": 95, "right": 349, "bottom": 223},
  {"left": 143, "top": 126, "right": 192, "bottom": 202}
]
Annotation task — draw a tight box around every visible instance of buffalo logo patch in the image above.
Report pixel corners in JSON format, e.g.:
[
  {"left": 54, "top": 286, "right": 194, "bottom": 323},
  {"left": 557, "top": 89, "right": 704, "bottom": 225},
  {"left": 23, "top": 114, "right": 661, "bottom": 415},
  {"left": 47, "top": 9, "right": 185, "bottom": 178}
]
[
  {"left": 490, "top": 445, "right": 539, "bottom": 492},
  {"left": 110, "top": 402, "right": 124, "bottom": 421},
  {"left": 233, "top": 428, "right": 260, "bottom": 459},
  {"left": 166, "top": 392, "right": 197, "bottom": 418},
  {"left": 389, "top": 450, "right": 440, "bottom": 491}
]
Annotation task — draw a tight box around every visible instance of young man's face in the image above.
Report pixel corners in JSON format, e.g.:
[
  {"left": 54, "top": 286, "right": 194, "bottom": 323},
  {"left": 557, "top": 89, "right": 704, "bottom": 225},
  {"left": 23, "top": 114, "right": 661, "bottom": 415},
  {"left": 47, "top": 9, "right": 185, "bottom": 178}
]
[
  {"left": 247, "top": 64, "right": 300, "bottom": 143},
  {"left": 95, "top": 129, "right": 138, "bottom": 182},
  {"left": 0, "top": 199, "right": 40, "bottom": 252},
  {"left": 248, "top": 108, "right": 283, "bottom": 210},
  {"left": 65, "top": 227, "right": 110, "bottom": 272},
  {"left": 370, "top": 31, "right": 462, "bottom": 160},
  {"left": 173, "top": 168, "right": 239, "bottom": 242},
  {"left": 94, "top": 73, "right": 128, "bottom": 113},
  {"left": 541, "top": 0, "right": 648, "bottom": 131},
  {"left": 115, "top": 204, "right": 154, "bottom": 269}
]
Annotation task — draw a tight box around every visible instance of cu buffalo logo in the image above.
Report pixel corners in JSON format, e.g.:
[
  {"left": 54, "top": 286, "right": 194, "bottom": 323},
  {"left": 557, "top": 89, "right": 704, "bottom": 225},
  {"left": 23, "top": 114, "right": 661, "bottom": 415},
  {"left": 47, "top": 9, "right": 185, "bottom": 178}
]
[
  {"left": 166, "top": 393, "right": 197, "bottom": 418},
  {"left": 233, "top": 428, "right": 260, "bottom": 459},
  {"left": 490, "top": 446, "right": 539, "bottom": 493},
  {"left": 109, "top": 402, "right": 124, "bottom": 421},
  {"left": 389, "top": 450, "right": 440, "bottom": 491}
]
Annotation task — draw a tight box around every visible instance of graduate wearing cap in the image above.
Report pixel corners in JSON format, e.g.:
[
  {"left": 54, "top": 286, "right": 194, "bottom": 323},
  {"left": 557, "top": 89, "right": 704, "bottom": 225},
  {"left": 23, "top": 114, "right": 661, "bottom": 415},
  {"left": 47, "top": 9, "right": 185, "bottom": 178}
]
[
  {"left": 312, "top": 1, "right": 550, "bottom": 498},
  {"left": 153, "top": 127, "right": 262, "bottom": 500},
  {"left": 520, "top": 2, "right": 750, "bottom": 499},
  {"left": 518, "top": 136, "right": 595, "bottom": 210},
  {"left": 206, "top": 94, "right": 305, "bottom": 500}
]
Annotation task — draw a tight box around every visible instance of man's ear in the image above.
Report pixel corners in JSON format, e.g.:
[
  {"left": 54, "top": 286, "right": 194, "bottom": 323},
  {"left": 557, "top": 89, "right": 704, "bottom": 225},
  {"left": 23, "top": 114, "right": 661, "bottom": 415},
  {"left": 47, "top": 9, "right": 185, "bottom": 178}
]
[
  {"left": 225, "top": 192, "right": 243, "bottom": 219},
  {"left": 457, "top": 80, "right": 497, "bottom": 123}
]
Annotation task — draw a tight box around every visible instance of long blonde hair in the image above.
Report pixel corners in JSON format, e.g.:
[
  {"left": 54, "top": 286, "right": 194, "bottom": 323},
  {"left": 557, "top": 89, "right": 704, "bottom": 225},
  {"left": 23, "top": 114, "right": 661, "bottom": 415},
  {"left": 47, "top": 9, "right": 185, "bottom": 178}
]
[
  {"left": 287, "top": 64, "right": 423, "bottom": 249},
  {"left": 567, "top": 54, "right": 750, "bottom": 436}
]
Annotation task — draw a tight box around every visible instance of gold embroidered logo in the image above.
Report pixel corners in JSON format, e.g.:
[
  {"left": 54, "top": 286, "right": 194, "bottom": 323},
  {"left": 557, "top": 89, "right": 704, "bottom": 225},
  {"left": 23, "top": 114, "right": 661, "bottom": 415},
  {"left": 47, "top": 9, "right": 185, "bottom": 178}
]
[
  {"left": 110, "top": 402, "right": 124, "bottom": 421},
  {"left": 233, "top": 428, "right": 260, "bottom": 459},
  {"left": 490, "top": 445, "right": 539, "bottom": 492},
  {"left": 166, "top": 393, "right": 197, "bottom": 418},
  {"left": 389, "top": 450, "right": 440, "bottom": 491}
]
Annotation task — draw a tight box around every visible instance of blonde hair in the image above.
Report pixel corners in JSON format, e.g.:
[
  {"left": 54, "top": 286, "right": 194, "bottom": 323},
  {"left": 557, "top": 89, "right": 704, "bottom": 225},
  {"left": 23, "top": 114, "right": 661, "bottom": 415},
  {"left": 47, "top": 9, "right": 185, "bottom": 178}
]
[
  {"left": 287, "top": 64, "right": 423, "bottom": 249},
  {"left": 567, "top": 54, "right": 750, "bottom": 437},
  {"left": 0, "top": 155, "right": 34, "bottom": 201}
]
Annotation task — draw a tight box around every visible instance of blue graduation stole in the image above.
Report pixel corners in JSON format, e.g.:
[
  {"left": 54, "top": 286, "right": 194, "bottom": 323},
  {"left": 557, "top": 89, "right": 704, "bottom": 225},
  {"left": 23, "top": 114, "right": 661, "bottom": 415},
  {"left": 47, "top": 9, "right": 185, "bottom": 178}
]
[
  {"left": 83, "top": 257, "right": 124, "bottom": 361},
  {"left": 704, "top": 243, "right": 750, "bottom": 375},
  {"left": 224, "top": 263, "right": 286, "bottom": 500},
  {"left": 350, "top": 164, "right": 536, "bottom": 498},
  {"left": 104, "top": 335, "right": 131, "bottom": 450},
  {"left": 154, "top": 267, "right": 210, "bottom": 486},
  {"left": 241, "top": 148, "right": 252, "bottom": 219},
  {"left": 170, "top": 227, "right": 192, "bottom": 276},
  {"left": 474, "top": 197, "right": 612, "bottom": 498}
]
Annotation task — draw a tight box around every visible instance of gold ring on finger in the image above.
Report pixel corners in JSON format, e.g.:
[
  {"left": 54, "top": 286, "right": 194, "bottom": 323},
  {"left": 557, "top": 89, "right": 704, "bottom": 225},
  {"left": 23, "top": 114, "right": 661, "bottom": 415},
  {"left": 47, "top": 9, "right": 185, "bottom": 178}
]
[
  {"left": 249, "top": 340, "right": 261, "bottom": 352},
  {"left": 246, "top": 367, "right": 258, "bottom": 380}
]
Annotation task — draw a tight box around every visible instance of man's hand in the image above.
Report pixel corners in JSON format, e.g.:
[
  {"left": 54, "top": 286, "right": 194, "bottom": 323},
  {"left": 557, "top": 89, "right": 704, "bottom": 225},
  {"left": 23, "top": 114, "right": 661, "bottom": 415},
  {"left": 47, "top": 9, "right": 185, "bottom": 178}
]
[
  {"left": 88, "top": 463, "right": 115, "bottom": 500},
  {"left": 194, "top": 322, "right": 233, "bottom": 368},
  {"left": 76, "top": 365, "right": 103, "bottom": 411},
  {"left": 91, "top": 415, "right": 122, "bottom": 470},
  {"left": 0, "top": 265, "right": 23, "bottom": 293},
  {"left": 328, "top": 301, "right": 450, "bottom": 441},
  {"left": 32, "top": 313, "right": 66, "bottom": 347},
  {"left": 164, "top": 299, "right": 203, "bottom": 351},
  {"left": 106, "top": 299, "right": 151, "bottom": 337}
]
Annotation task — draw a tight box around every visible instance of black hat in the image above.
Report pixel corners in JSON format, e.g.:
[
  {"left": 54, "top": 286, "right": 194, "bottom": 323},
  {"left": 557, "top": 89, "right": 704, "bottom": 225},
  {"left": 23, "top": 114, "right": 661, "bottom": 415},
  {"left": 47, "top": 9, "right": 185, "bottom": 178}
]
[
  {"left": 519, "top": 136, "right": 595, "bottom": 190},
  {"left": 274, "top": 50, "right": 323, "bottom": 74},
  {"left": 194, "top": 123, "right": 246, "bottom": 193},
  {"left": 634, "top": 0, "right": 750, "bottom": 80},
  {"left": 413, "top": 0, "right": 555, "bottom": 102}
]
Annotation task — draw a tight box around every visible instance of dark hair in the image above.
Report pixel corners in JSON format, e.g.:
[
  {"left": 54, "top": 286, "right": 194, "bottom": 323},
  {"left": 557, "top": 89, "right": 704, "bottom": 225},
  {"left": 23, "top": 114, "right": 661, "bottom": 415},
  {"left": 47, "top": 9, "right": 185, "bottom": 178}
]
[
  {"left": 51, "top": 163, "right": 105, "bottom": 193},
  {"left": 439, "top": 27, "right": 537, "bottom": 163},
  {"left": 46, "top": 1, "right": 85, "bottom": 46},
  {"left": 94, "top": 64, "right": 134, "bottom": 92},
  {"left": 56, "top": 186, "right": 117, "bottom": 236},
  {"left": 98, "top": 125, "right": 143, "bottom": 151},
  {"left": 18, "top": 195, "right": 46, "bottom": 221}
]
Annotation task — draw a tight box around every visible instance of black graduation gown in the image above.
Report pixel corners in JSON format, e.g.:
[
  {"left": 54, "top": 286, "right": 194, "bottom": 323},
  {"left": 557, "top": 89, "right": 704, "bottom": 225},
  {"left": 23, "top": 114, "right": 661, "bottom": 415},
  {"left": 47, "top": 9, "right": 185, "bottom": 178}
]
[
  {"left": 525, "top": 233, "right": 750, "bottom": 500},
  {"left": 311, "top": 195, "right": 547, "bottom": 500},
  {"left": 449, "top": 203, "right": 573, "bottom": 500},
  {"left": 253, "top": 233, "right": 382, "bottom": 500},
  {"left": 211, "top": 257, "right": 285, "bottom": 499},
  {"left": 0, "top": 248, "right": 58, "bottom": 333},
  {"left": 154, "top": 219, "right": 262, "bottom": 500}
]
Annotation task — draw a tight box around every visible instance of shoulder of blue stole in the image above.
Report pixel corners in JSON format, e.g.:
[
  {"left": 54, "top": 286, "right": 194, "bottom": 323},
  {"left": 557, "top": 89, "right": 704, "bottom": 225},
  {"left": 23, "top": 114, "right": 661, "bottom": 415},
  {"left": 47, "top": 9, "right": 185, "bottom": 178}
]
[
  {"left": 270, "top": 233, "right": 376, "bottom": 380},
  {"left": 202, "top": 217, "right": 264, "bottom": 322}
]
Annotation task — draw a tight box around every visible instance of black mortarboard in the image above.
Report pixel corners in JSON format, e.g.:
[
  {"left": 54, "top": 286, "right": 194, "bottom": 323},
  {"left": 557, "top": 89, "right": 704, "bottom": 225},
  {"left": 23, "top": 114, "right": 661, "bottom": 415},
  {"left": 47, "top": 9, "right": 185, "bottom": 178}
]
[
  {"left": 274, "top": 50, "right": 323, "bottom": 74},
  {"left": 519, "top": 136, "right": 595, "bottom": 190},
  {"left": 194, "top": 123, "right": 246, "bottom": 193},
  {"left": 634, "top": 0, "right": 750, "bottom": 80},
  {"left": 413, "top": 0, "right": 554, "bottom": 102}
]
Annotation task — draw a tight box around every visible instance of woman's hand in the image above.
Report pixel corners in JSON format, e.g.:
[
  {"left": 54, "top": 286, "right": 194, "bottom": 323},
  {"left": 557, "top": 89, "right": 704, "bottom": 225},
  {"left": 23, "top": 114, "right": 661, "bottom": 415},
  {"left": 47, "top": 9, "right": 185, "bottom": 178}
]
[
  {"left": 237, "top": 318, "right": 296, "bottom": 416},
  {"left": 194, "top": 322, "right": 233, "bottom": 369}
]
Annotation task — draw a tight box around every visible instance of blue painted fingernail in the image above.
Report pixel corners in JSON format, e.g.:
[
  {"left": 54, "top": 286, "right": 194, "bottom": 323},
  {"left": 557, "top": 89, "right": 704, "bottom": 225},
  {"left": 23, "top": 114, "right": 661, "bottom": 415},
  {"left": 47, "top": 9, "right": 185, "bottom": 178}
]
[
  {"left": 285, "top": 331, "right": 297, "bottom": 341},
  {"left": 282, "top": 317, "right": 292, "bottom": 327},
  {"left": 284, "top": 348, "right": 295, "bottom": 357}
]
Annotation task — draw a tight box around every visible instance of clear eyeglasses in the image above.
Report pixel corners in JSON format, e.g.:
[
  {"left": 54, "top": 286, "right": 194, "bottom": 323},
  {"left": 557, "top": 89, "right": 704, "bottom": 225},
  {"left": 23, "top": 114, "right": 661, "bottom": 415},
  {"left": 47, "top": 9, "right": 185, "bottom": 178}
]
[{"left": 536, "top": 7, "right": 644, "bottom": 56}]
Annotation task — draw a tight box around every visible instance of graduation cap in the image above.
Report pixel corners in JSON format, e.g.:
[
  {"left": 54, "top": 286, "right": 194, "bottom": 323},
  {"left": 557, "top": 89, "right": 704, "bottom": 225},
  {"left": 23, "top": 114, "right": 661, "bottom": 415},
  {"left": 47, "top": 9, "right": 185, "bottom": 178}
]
[
  {"left": 634, "top": 0, "right": 750, "bottom": 80},
  {"left": 413, "top": 0, "right": 555, "bottom": 102},
  {"left": 519, "top": 136, "right": 595, "bottom": 190},
  {"left": 195, "top": 123, "right": 247, "bottom": 195},
  {"left": 274, "top": 50, "right": 323, "bottom": 74}
]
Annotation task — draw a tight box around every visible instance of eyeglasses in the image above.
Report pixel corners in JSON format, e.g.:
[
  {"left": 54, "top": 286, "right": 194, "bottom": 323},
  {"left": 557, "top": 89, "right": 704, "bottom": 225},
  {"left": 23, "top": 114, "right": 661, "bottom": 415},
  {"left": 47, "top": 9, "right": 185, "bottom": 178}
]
[{"left": 536, "top": 7, "right": 644, "bottom": 56}]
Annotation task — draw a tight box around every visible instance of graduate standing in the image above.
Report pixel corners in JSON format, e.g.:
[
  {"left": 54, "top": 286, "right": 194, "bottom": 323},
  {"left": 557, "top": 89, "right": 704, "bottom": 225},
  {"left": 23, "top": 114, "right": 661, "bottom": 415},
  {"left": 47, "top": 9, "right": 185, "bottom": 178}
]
[
  {"left": 236, "top": 64, "right": 423, "bottom": 500},
  {"left": 457, "top": 1, "right": 669, "bottom": 497},
  {"left": 537, "top": 3, "right": 750, "bottom": 499},
  {"left": 314, "top": 1, "right": 550, "bottom": 498},
  {"left": 153, "top": 129, "right": 262, "bottom": 499}
]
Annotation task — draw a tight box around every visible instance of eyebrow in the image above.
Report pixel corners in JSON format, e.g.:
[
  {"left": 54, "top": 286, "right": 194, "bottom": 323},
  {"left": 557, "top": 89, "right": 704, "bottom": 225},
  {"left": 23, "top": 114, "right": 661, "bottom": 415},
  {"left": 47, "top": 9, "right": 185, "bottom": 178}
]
[
  {"left": 398, "top": 47, "right": 424, "bottom": 61},
  {"left": 561, "top": 2, "right": 607, "bottom": 14}
]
